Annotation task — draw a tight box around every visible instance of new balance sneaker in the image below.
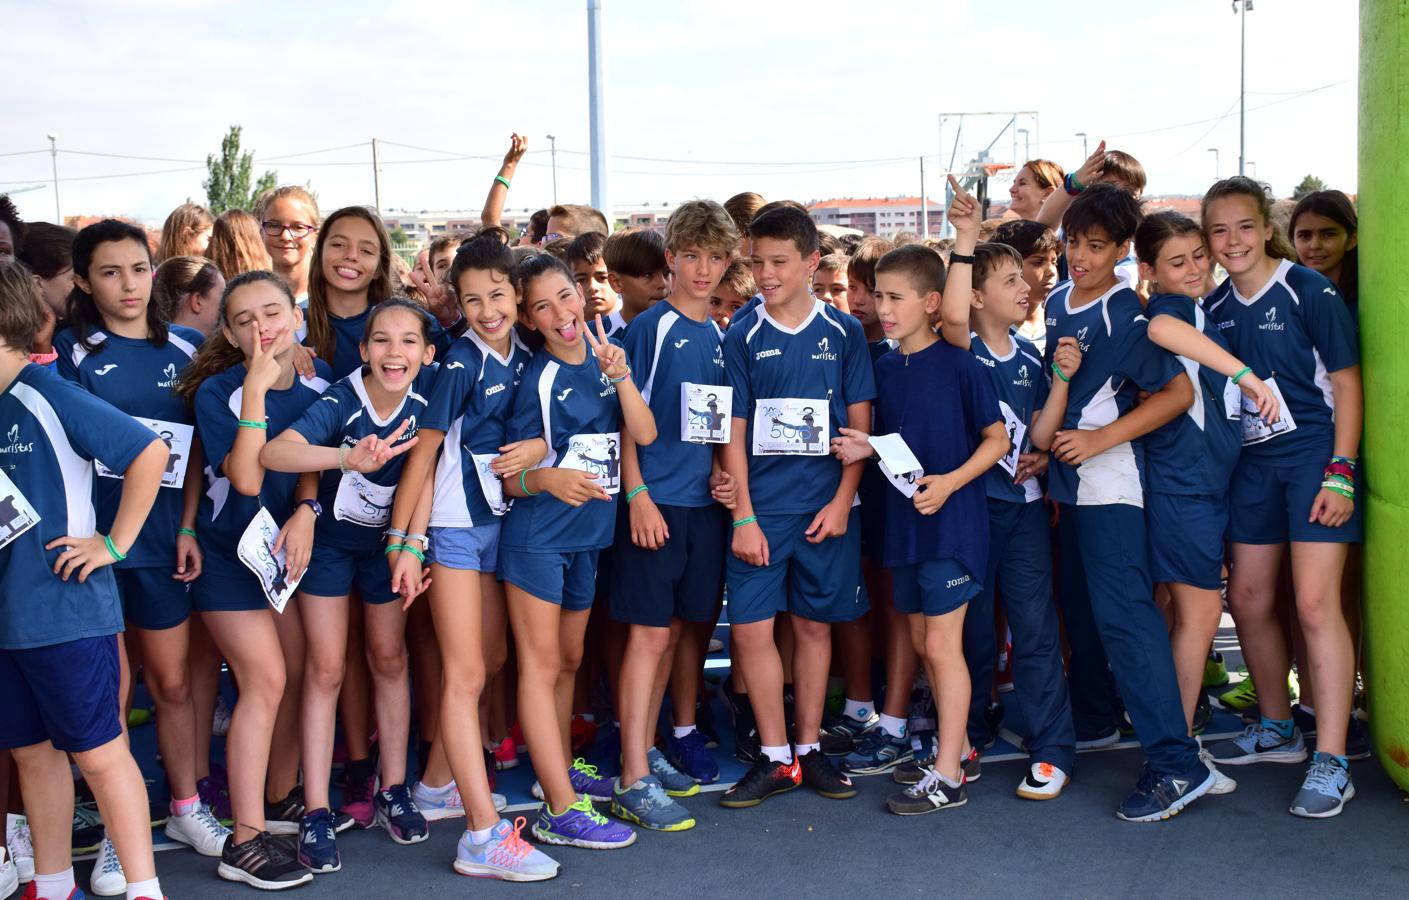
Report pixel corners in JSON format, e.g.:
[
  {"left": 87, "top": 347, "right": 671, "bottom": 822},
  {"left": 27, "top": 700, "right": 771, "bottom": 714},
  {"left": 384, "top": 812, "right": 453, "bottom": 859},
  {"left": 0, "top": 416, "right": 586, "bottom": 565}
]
[
  {"left": 718, "top": 756, "right": 802, "bottom": 808},
  {"left": 454, "top": 817, "right": 560, "bottom": 881},
  {"left": 197, "top": 774, "right": 232, "bottom": 825},
  {"left": 1199, "top": 749, "right": 1238, "bottom": 795},
  {"left": 610, "top": 776, "right": 696, "bottom": 832},
  {"left": 412, "top": 780, "right": 465, "bottom": 822},
  {"left": 264, "top": 785, "right": 305, "bottom": 835},
  {"left": 296, "top": 808, "right": 340, "bottom": 873},
  {"left": 90, "top": 837, "right": 125, "bottom": 897},
  {"left": 0, "top": 847, "right": 15, "bottom": 899},
  {"left": 164, "top": 804, "right": 231, "bottom": 857},
  {"left": 644, "top": 746, "right": 699, "bottom": 798},
  {"left": 532, "top": 797, "right": 636, "bottom": 849},
  {"left": 565, "top": 758, "right": 614, "bottom": 803},
  {"left": 339, "top": 762, "right": 377, "bottom": 829},
  {"left": 1015, "top": 762, "right": 1068, "bottom": 800},
  {"left": 71, "top": 804, "right": 104, "bottom": 855},
  {"left": 841, "top": 728, "right": 913, "bottom": 775},
  {"left": 490, "top": 736, "right": 520, "bottom": 771},
  {"left": 1213, "top": 676, "right": 1258, "bottom": 712},
  {"left": 375, "top": 783, "right": 429, "bottom": 844},
  {"left": 7, "top": 813, "right": 34, "bottom": 883},
  {"left": 886, "top": 769, "right": 966, "bottom": 816},
  {"left": 1115, "top": 763, "right": 1215, "bottom": 822},
  {"left": 1075, "top": 725, "right": 1121, "bottom": 750},
  {"left": 1208, "top": 723, "right": 1308, "bottom": 766},
  {"left": 798, "top": 748, "right": 856, "bottom": 799},
  {"left": 218, "top": 831, "right": 314, "bottom": 890},
  {"left": 1289, "top": 752, "right": 1355, "bottom": 819},
  {"left": 1202, "top": 651, "right": 1229, "bottom": 688},
  {"left": 667, "top": 729, "right": 720, "bottom": 785},
  {"left": 819, "top": 711, "right": 878, "bottom": 756}
]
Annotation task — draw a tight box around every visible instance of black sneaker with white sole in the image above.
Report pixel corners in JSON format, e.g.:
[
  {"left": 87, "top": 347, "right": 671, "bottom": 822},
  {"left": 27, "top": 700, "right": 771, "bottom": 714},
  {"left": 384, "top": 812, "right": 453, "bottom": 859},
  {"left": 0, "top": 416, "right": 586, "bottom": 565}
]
[
  {"left": 218, "top": 832, "right": 313, "bottom": 890},
  {"left": 264, "top": 786, "right": 305, "bottom": 835},
  {"left": 886, "top": 770, "right": 967, "bottom": 816}
]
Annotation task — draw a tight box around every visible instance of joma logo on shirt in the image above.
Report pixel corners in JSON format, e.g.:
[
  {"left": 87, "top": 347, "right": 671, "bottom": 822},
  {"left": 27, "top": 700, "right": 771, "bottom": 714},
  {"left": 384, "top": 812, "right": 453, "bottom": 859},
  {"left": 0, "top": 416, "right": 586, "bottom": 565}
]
[
  {"left": 755, "top": 349, "right": 782, "bottom": 361},
  {"left": 484, "top": 383, "right": 506, "bottom": 397}
]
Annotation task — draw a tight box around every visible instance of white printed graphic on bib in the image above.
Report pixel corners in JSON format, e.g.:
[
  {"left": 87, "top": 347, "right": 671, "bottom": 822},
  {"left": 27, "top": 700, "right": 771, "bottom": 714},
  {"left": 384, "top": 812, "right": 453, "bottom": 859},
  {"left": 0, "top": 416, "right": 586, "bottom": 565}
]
[
  {"left": 237, "top": 507, "right": 302, "bottom": 613},
  {"left": 96, "top": 419, "right": 193, "bottom": 488},
  {"left": 753, "top": 398, "right": 829, "bottom": 456},
  {"left": 996, "top": 401, "right": 1028, "bottom": 478},
  {"left": 1240, "top": 376, "right": 1296, "bottom": 446},
  {"left": 0, "top": 468, "right": 40, "bottom": 551},
  {"left": 869, "top": 433, "right": 924, "bottom": 498},
  {"left": 1222, "top": 377, "right": 1243, "bottom": 421},
  {"left": 681, "top": 383, "right": 732, "bottom": 444},
  {"left": 471, "top": 452, "right": 510, "bottom": 516},
  {"left": 561, "top": 432, "right": 621, "bottom": 494},
  {"left": 333, "top": 470, "right": 396, "bottom": 527}
]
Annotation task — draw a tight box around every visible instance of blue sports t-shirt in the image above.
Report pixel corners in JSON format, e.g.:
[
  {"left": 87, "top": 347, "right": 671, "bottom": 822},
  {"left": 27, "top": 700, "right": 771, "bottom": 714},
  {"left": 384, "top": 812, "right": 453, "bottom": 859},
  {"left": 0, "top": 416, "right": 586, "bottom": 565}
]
[
  {"left": 1205, "top": 260, "right": 1359, "bottom": 465},
  {"left": 1043, "top": 281, "right": 1182, "bottom": 507},
  {"left": 500, "top": 342, "right": 628, "bottom": 554},
  {"left": 874, "top": 340, "right": 1001, "bottom": 574},
  {"left": 192, "top": 361, "right": 332, "bottom": 579},
  {"left": 54, "top": 325, "right": 202, "bottom": 568},
  {"left": 724, "top": 299, "right": 877, "bottom": 516},
  {"left": 600, "top": 310, "right": 629, "bottom": 342},
  {"left": 1143, "top": 294, "right": 1242, "bottom": 495},
  {"left": 423, "top": 331, "right": 532, "bottom": 528},
  {"left": 0, "top": 365, "right": 157, "bottom": 649},
  {"left": 970, "top": 330, "right": 1048, "bottom": 505},
  {"left": 289, "top": 367, "right": 435, "bottom": 552},
  {"left": 623, "top": 300, "right": 725, "bottom": 508},
  {"left": 323, "top": 306, "right": 452, "bottom": 380}
]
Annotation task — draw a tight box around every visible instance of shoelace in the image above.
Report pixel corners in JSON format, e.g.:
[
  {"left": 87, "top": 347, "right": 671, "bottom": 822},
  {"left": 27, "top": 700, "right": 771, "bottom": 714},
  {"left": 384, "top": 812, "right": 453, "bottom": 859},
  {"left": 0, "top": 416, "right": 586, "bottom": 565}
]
[
  {"left": 571, "top": 758, "right": 602, "bottom": 779},
  {"left": 907, "top": 769, "right": 942, "bottom": 797},
  {"left": 568, "top": 796, "right": 609, "bottom": 824},
  {"left": 1301, "top": 759, "right": 1344, "bottom": 795},
  {"left": 10, "top": 822, "right": 32, "bottom": 856},
  {"left": 485, "top": 817, "right": 534, "bottom": 867},
  {"left": 99, "top": 839, "right": 123, "bottom": 874},
  {"left": 193, "top": 806, "right": 230, "bottom": 838},
  {"left": 1035, "top": 762, "right": 1056, "bottom": 780}
]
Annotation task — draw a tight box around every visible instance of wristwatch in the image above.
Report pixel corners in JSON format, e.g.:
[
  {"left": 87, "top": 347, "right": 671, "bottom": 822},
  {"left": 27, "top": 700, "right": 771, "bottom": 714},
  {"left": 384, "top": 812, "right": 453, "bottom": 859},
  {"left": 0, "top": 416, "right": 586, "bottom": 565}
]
[{"left": 297, "top": 499, "right": 323, "bottom": 518}]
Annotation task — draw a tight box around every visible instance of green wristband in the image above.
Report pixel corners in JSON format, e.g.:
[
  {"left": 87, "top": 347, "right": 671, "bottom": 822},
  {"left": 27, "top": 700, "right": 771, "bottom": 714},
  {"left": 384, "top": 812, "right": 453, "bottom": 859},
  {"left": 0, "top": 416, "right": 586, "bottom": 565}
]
[
  {"left": 520, "top": 469, "right": 537, "bottom": 497},
  {"left": 384, "top": 543, "right": 406, "bottom": 556},
  {"left": 1051, "top": 361, "right": 1071, "bottom": 384},
  {"left": 401, "top": 545, "right": 426, "bottom": 563},
  {"left": 237, "top": 419, "right": 268, "bottom": 430},
  {"left": 732, "top": 515, "right": 758, "bottom": 529},
  {"left": 177, "top": 527, "right": 197, "bottom": 539},
  {"left": 625, "top": 485, "right": 649, "bottom": 504},
  {"left": 494, "top": 175, "right": 512, "bottom": 189},
  {"left": 1231, "top": 366, "right": 1252, "bottom": 385},
  {"left": 104, "top": 534, "right": 126, "bottom": 562}
]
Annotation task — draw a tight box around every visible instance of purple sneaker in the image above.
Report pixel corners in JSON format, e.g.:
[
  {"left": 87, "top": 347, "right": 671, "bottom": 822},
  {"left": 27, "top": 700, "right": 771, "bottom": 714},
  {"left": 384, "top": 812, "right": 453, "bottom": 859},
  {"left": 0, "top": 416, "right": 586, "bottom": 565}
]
[
  {"left": 340, "top": 764, "right": 377, "bottom": 829},
  {"left": 567, "top": 758, "right": 614, "bottom": 803},
  {"left": 198, "top": 774, "right": 232, "bottom": 824},
  {"left": 374, "top": 783, "right": 428, "bottom": 845},
  {"left": 531, "top": 797, "right": 635, "bottom": 849}
]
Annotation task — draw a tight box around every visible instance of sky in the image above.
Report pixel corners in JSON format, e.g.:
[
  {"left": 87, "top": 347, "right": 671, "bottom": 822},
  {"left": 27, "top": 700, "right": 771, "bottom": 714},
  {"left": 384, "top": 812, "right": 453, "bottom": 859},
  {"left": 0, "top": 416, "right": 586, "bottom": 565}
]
[{"left": 0, "top": 0, "right": 1360, "bottom": 226}]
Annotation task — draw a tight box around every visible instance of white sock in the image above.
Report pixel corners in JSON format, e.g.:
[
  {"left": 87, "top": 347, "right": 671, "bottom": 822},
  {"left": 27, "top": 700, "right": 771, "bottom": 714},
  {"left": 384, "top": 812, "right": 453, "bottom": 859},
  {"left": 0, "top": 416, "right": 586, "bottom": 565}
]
[
  {"left": 34, "top": 868, "right": 76, "bottom": 900},
  {"left": 937, "top": 771, "right": 961, "bottom": 788},
  {"left": 877, "top": 713, "right": 907, "bottom": 738},
  {"left": 127, "top": 876, "right": 162, "bottom": 900},
  {"left": 468, "top": 824, "right": 497, "bottom": 845},
  {"left": 794, "top": 742, "right": 820, "bottom": 757},
  {"left": 842, "top": 698, "right": 872, "bottom": 721},
  {"left": 672, "top": 724, "right": 697, "bottom": 739},
  {"left": 761, "top": 744, "right": 793, "bottom": 764},
  {"left": 420, "top": 779, "right": 455, "bottom": 795}
]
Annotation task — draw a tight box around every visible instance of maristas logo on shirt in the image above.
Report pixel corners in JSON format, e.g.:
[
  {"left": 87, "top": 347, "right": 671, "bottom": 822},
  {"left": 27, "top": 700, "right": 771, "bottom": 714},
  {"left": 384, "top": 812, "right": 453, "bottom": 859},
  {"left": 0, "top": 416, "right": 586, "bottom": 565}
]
[
  {"left": 0, "top": 424, "right": 35, "bottom": 455},
  {"left": 1075, "top": 326, "right": 1091, "bottom": 352},
  {"left": 158, "top": 363, "right": 179, "bottom": 388},
  {"left": 812, "top": 336, "right": 837, "bottom": 361},
  {"left": 1260, "top": 307, "right": 1285, "bottom": 332}
]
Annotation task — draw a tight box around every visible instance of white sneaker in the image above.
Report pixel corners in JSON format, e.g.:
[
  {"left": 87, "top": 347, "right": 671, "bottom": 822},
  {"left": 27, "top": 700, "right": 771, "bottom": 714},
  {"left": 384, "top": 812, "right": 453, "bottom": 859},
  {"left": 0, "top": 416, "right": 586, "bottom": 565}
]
[
  {"left": 493, "top": 791, "right": 507, "bottom": 812},
  {"left": 5, "top": 813, "right": 33, "bottom": 883},
  {"left": 412, "top": 781, "right": 465, "bottom": 822},
  {"left": 165, "top": 804, "right": 232, "bottom": 856},
  {"left": 0, "top": 847, "right": 17, "bottom": 899},
  {"left": 1015, "top": 761, "right": 1069, "bottom": 800},
  {"left": 1199, "top": 750, "right": 1238, "bottom": 795},
  {"left": 90, "top": 837, "right": 126, "bottom": 897}
]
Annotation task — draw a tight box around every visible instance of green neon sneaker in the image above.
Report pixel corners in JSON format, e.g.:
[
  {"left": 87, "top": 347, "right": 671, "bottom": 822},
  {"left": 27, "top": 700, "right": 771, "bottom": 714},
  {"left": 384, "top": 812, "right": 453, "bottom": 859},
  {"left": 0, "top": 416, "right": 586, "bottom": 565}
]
[{"left": 1202, "top": 651, "right": 1229, "bottom": 688}]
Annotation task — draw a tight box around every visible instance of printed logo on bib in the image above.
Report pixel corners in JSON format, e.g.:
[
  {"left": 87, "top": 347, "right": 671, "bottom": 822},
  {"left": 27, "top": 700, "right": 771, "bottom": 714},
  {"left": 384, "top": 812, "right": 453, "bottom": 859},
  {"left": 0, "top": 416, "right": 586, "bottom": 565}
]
[
  {"left": 471, "top": 452, "right": 510, "bottom": 516},
  {"left": 561, "top": 432, "right": 622, "bottom": 494},
  {"left": 237, "top": 507, "right": 302, "bottom": 613},
  {"left": 753, "top": 398, "right": 829, "bottom": 456},
  {"left": 869, "top": 433, "right": 923, "bottom": 498},
  {"left": 681, "top": 383, "right": 732, "bottom": 444},
  {"left": 996, "top": 400, "right": 1028, "bottom": 479},
  {"left": 96, "top": 419, "right": 193, "bottom": 488},
  {"left": 333, "top": 471, "right": 396, "bottom": 527},
  {"left": 1240, "top": 376, "right": 1296, "bottom": 446},
  {"left": 0, "top": 468, "right": 40, "bottom": 551}
]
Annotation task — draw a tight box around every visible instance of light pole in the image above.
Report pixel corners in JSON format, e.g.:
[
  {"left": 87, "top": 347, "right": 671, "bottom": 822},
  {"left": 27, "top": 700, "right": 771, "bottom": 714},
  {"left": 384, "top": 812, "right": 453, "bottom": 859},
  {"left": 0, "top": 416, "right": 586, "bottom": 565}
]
[
  {"left": 1207, "top": 148, "right": 1220, "bottom": 180},
  {"left": 1233, "top": 0, "right": 1253, "bottom": 176},
  {"left": 46, "top": 134, "right": 60, "bottom": 224},
  {"left": 546, "top": 134, "right": 558, "bottom": 206},
  {"left": 586, "top": 0, "right": 609, "bottom": 222},
  {"left": 1075, "top": 132, "right": 1088, "bottom": 158},
  {"left": 1016, "top": 128, "right": 1030, "bottom": 162},
  {"left": 1247, "top": 160, "right": 1258, "bottom": 180}
]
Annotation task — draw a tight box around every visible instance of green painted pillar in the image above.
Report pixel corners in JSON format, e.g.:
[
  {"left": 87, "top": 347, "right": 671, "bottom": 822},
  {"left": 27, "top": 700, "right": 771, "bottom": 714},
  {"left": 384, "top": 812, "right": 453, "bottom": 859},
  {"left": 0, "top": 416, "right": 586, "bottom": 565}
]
[{"left": 1360, "top": 0, "right": 1409, "bottom": 790}]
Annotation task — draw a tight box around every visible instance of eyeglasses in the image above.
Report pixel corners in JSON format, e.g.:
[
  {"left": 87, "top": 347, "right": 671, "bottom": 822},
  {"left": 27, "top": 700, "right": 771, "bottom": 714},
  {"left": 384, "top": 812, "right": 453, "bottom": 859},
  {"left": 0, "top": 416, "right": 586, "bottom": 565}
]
[{"left": 261, "top": 221, "right": 318, "bottom": 239}]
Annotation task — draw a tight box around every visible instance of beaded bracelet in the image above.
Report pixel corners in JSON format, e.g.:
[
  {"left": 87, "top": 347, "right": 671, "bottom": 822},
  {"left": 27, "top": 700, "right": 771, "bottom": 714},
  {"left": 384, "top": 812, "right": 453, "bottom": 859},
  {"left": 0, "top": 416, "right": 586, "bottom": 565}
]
[
  {"left": 625, "top": 485, "right": 649, "bottom": 504},
  {"left": 732, "top": 515, "right": 758, "bottom": 529},
  {"left": 609, "top": 368, "right": 632, "bottom": 385},
  {"left": 104, "top": 535, "right": 126, "bottom": 562},
  {"left": 519, "top": 469, "right": 538, "bottom": 496},
  {"left": 237, "top": 419, "right": 268, "bottom": 430}
]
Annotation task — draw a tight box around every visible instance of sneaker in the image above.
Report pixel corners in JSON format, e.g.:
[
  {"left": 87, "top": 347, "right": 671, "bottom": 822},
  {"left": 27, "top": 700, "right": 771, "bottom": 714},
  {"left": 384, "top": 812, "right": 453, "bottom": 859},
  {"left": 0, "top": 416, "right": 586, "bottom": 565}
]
[
  {"left": 1291, "top": 703, "right": 1318, "bottom": 738},
  {"left": 339, "top": 764, "right": 377, "bottom": 829},
  {"left": 1202, "top": 651, "right": 1229, "bottom": 688},
  {"left": 126, "top": 707, "right": 152, "bottom": 728},
  {"left": 1192, "top": 692, "right": 1213, "bottom": 736},
  {"left": 1289, "top": 752, "right": 1355, "bottom": 819},
  {"left": 1016, "top": 762, "right": 1068, "bottom": 800},
  {"left": 567, "top": 758, "right": 614, "bottom": 803},
  {"left": 454, "top": 816, "right": 560, "bottom": 881},
  {"left": 1199, "top": 749, "right": 1238, "bottom": 795},
  {"left": 0, "top": 848, "right": 15, "bottom": 899},
  {"left": 734, "top": 727, "right": 762, "bottom": 765},
  {"left": 1213, "top": 677, "right": 1258, "bottom": 711},
  {"left": 1075, "top": 726, "right": 1121, "bottom": 750},
  {"left": 610, "top": 776, "right": 696, "bottom": 832},
  {"left": 264, "top": 785, "right": 305, "bottom": 835},
  {"left": 841, "top": 728, "right": 913, "bottom": 775},
  {"left": 8, "top": 813, "right": 34, "bottom": 883},
  {"left": 707, "top": 637, "right": 725, "bottom": 653},
  {"left": 819, "top": 711, "right": 878, "bottom": 756},
  {"left": 1115, "top": 763, "right": 1215, "bottom": 822},
  {"left": 1347, "top": 716, "right": 1371, "bottom": 761},
  {"left": 996, "top": 643, "right": 1014, "bottom": 694},
  {"left": 644, "top": 746, "right": 699, "bottom": 797},
  {"left": 296, "top": 808, "right": 340, "bottom": 873},
  {"left": 798, "top": 748, "right": 856, "bottom": 799},
  {"left": 412, "top": 781, "right": 465, "bottom": 822},
  {"left": 72, "top": 804, "right": 104, "bottom": 855},
  {"left": 1208, "top": 723, "right": 1308, "bottom": 766},
  {"left": 212, "top": 694, "right": 232, "bottom": 737},
  {"left": 490, "top": 736, "right": 519, "bottom": 771},
  {"left": 532, "top": 797, "right": 636, "bottom": 849},
  {"left": 90, "top": 837, "right": 125, "bottom": 897},
  {"left": 667, "top": 729, "right": 720, "bottom": 785},
  {"left": 719, "top": 756, "right": 802, "bottom": 808},
  {"left": 197, "top": 774, "right": 232, "bottom": 825},
  {"left": 963, "top": 748, "right": 983, "bottom": 783},
  {"left": 375, "top": 783, "right": 429, "bottom": 845},
  {"left": 164, "top": 804, "right": 231, "bottom": 857},
  {"left": 218, "top": 831, "right": 314, "bottom": 890},
  {"left": 886, "top": 769, "right": 967, "bottom": 816}
]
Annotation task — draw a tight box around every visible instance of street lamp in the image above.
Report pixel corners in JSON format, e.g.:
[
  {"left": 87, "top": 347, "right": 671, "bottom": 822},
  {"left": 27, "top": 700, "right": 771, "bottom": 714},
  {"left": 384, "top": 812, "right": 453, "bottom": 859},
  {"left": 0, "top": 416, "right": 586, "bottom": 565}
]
[
  {"left": 545, "top": 134, "right": 558, "bottom": 207},
  {"left": 1075, "top": 132, "right": 1088, "bottom": 158},
  {"left": 1207, "top": 148, "right": 1220, "bottom": 180},
  {"left": 1232, "top": 0, "right": 1254, "bottom": 176},
  {"left": 46, "top": 134, "right": 60, "bottom": 224},
  {"left": 1247, "top": 160, "right": 1258, "bottom": 180}
]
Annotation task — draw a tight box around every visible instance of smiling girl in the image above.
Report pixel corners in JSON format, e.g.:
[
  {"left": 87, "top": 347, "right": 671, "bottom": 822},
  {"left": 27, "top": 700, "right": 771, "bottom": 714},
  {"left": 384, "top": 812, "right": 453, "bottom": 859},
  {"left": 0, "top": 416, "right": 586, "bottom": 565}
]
[
  {"left": 257, "top": 186, "right": 321, "bottom": 305},
  {"left": 1289, "top": 190, "right": 1358, "bottom": 318}
]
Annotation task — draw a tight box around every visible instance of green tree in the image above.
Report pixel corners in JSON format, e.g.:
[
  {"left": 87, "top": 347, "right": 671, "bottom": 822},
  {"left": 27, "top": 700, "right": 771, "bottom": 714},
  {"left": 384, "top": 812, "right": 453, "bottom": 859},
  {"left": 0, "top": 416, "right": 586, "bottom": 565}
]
[
  {"left": 389, "top": 226, "right": 411, "bottom": 245},
  {"left": 1292, "top": 174, "right": 1327, "bottom": 201},
  {"left": 204, "top": 126, "right": 278, "bottom": 214}
]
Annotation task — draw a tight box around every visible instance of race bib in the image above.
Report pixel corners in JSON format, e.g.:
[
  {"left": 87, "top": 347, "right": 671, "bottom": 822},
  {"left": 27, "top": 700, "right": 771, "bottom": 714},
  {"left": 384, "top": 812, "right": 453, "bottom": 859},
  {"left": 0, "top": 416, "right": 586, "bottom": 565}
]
[
  {"left": 561, "top": 432, "right": 622, "bottom": 494},
  {"left": 237, "top": 507, "right": 302, "bottom": 613},
  {"left": 96, "top": 419, "right": 193, "bottom": 489},
  {"left": 333, "top": 470, "right": 396, "bottom": 527},
  {"left": 0, "top": 468, "right": 40, "bottom": 552},
  {"left": 753, "top": 398, "right": 829, "bottom": 456},
  {"left": 681, "top": 383, "right": 732, "bottom": 444},
  {"left": 1240, "top": 376, "right": 1297, "bottom": 446},
  {"left": 870, "top": 433, "right": 924, "bottom": 498},
  {"left": 1222, "top": 377, "right": 1243, "bottom": 421},
  {"left": 471, "top": 452, "right": 510, "bottom": 516}
]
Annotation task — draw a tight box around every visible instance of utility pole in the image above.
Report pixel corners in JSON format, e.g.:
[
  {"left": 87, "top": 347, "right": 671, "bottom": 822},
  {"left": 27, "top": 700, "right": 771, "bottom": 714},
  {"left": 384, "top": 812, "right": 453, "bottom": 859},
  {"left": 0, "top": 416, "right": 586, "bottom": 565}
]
[
  {"left": 371, "top": 138, "right": 382, "bottom": 213},
  {"left": 1076, "top": 132, "right": 1088, "bottom": 158},
  {"left": 1234, "top": 0, "right": 1253, "bottom": 176},
  {"left": 919, "top": 157, "right": 928, "bottom": 240},
  {"left": 1208, "top": 147, "right": 1220, "bottom": 180},
  {"left": 587, "top": 0, "right": 609, "bottom": 224},
  {"left": 46, "top": 134, "right": 60, "bottom": 224},
  {"left": 546, "top": 134, "right": 559, "bottom": 206}
]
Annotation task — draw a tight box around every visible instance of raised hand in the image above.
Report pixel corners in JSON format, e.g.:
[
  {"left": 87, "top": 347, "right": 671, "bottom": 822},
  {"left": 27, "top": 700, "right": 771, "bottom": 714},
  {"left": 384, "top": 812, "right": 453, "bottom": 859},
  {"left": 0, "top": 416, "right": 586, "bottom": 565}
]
[
  {"left": 244, "top": 320, "right": 290, "bottom": 395},
  {"left": 344, "top": 419, "right": 419, "bottom": 472},
  {"left": 584, "top": 314, "right": 630, "bottom": 381},
  {"left": 1052, "top": 336, "right": 1082, "bottom": 382},
  {"left": 1073, "top": 139, "right": 1108, "bottom": 189},
  {"left": 947, "top": 174, "right": 982, "bottom": 235},
  {"left": 502, "top": 133, "right": 529, "bottom": 168}
]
